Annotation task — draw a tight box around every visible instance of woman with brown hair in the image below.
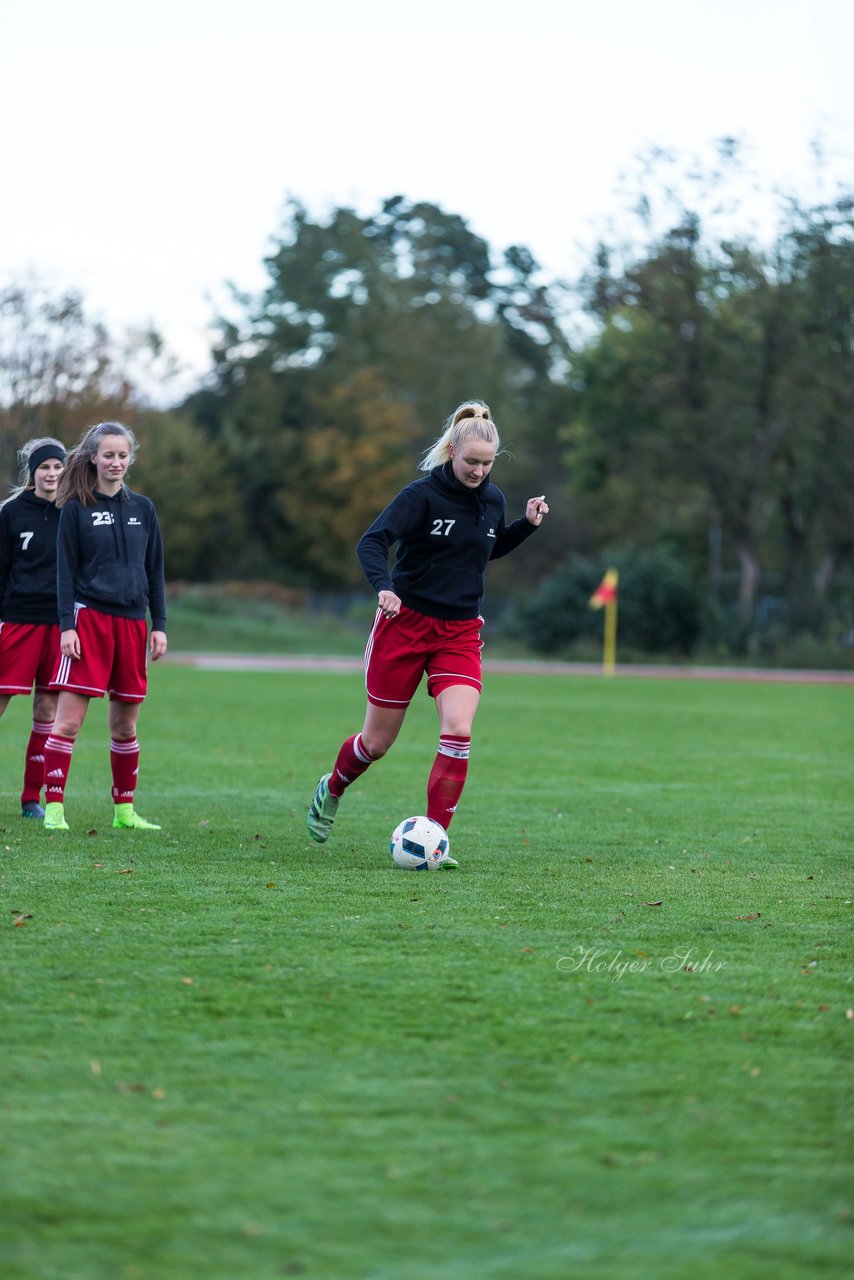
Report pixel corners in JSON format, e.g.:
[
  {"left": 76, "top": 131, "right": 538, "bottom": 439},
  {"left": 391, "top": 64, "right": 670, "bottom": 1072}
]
[{"left": 43, "top": 422, "right": 167, "bottom": 832}]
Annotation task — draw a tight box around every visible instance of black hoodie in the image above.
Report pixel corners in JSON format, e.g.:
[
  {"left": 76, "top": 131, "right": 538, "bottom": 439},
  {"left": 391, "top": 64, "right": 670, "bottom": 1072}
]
[
  {"left": 0, "top": 490, "right": 62, "bottom": 624},
  {"left": 56, "top": 488, "right": 167, "bottom": 632},
  {"left": 356, "top": 463, "right": 536, "bottom": 621}
]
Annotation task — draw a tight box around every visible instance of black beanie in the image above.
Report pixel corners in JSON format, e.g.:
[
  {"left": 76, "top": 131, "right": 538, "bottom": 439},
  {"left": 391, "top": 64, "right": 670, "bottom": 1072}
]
[{"left": 28, "top": 444, "right": 66, "bottom": 476}]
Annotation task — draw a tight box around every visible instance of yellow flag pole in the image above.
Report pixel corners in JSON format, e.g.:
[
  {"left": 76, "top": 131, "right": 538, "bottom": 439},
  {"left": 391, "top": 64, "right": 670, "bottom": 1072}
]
[
  {"left": 589, "top": 568, "right": 619, "bottom": 676},
  {"left": 603, "top": 595, "right": 617, "bottom": 676}
]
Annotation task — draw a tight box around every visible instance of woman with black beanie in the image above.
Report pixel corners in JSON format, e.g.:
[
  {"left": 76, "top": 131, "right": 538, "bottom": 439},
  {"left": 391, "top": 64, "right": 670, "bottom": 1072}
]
[{"left": 0, "top": 437, "right": 67, "bottom": 819}]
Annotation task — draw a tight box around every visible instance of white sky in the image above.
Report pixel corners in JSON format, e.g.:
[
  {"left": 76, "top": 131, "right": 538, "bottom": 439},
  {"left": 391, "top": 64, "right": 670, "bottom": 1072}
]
[{"left": 2, "top": 0, "right": 851, "bottom": 397}]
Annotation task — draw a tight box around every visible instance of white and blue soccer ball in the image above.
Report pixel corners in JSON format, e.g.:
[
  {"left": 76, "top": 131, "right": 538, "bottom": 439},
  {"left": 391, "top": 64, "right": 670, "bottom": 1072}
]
[{"left": 390, "top": 816, "right": 450, "bottom": 871}]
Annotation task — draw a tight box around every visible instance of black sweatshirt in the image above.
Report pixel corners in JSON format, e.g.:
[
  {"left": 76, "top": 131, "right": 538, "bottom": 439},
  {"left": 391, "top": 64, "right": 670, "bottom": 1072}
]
[
  {"left": 56, "top": 488, "right": 167, "bottom": 632},
  {"left": 0, "top": 490, "right": 62, "bottom": 624},
  {"left": 356, "top": 463, "right": 537, "bottom": 621}
]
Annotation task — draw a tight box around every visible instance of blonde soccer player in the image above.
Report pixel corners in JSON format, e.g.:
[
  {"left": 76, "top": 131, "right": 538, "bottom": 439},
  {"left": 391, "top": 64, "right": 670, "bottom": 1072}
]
[{"left": 307, "top": 399, "right": 548, "bottom": 865}]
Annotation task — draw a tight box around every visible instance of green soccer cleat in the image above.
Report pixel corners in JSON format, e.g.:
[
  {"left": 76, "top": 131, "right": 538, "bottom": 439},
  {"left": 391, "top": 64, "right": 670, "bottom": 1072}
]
[
  {"left": 22, "top": 801, "right": 45, "bottom": 820},
  {"left": 307, "top": 773, "right": 339, "bottom": 843},
  {"left": 113, "top": 804, "right": 161, "bottom": 830},
  {"left": 441, "top": 854, "right": 459, "bottom": 868},
  {"left": 43, "top": 802, "right": 70, "bottom": 831}
]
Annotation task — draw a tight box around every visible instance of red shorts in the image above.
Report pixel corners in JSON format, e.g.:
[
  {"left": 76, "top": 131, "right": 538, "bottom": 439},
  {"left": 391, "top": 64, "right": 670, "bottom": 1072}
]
[
  {"left": 364, "top": 605, "right": 483, "bottom": 707},
  {"left": 0, "top": 622, "right": 61, "bottom": 695},
  {"left": 51, "top": 608, "right": 148, "bottom": 702}
]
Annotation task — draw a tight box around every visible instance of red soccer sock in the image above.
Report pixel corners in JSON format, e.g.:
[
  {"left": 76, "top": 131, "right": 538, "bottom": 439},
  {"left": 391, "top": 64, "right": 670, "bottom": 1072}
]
[
  {"left": 43, "top": 734, "right": 75, "bottom": 804},
  {"left": 21, "top": 719, "right": 53, "bottom": 806},
  {"left": 426, "top": 735, "right": 470, "bottom": 829},
  {"left": 111, "top": 738, "right": 140, "bottom": 805},
  {"left": 329, "top": 734, "right": 375, "bottom": 798}
]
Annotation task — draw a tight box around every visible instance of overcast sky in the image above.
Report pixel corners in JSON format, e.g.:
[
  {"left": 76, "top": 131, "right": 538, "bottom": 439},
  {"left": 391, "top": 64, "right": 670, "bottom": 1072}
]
[{"left": 2, "top": 0, "right": 851, "bottom": 394}]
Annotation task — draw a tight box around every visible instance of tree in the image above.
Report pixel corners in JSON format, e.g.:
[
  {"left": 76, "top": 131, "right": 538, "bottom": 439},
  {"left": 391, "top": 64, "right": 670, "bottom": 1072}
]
[
  {"left": 275, "top": 371, "right": 413, "bottom": 587},
  {"left": 769, "top": 196, "right": 854, "bottom": 632},
  {"left": 190, "top": 197, "right": 573, "bottom": 588},
  {"left": 566, "top": 160, "right": 853, "bottom": 649},
  {"left": 0, "top": 278, "right": 175, "bottom": 483},
  {"left": 130, "top": 410, "right": 248, "bottom": 581}
]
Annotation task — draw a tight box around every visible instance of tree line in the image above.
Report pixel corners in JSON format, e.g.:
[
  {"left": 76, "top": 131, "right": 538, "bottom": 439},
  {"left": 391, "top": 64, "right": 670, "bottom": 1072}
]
[{"left": 1, "top": 151, "right": 851, "bottom": 659}]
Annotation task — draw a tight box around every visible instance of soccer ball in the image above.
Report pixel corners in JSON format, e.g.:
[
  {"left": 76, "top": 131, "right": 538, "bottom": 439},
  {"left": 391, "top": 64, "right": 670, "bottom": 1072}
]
[{"left": 390, "top": 816, "right": 450, "bottom": 871}]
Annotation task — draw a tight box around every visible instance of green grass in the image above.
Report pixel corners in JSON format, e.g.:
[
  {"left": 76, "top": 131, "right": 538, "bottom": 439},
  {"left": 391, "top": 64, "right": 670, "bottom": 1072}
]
[
  {"left": 1, "top": 668, "right": 851, "bottom": 1279},
  {"left": 163, "top": 591, "right": 368, "bottom": 655}
]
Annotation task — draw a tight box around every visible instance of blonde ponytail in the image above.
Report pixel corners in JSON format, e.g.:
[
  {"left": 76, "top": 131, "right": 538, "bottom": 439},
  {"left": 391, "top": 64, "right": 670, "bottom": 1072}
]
[{"left": 419, "top": 400, "right": 500, "bottom": 471}]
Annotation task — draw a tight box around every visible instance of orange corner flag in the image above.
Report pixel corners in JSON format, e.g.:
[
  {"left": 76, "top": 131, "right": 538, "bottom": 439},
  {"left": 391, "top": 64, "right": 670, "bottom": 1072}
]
[{"left": 589, "top": 569, "right": 619, "bottom": 609}]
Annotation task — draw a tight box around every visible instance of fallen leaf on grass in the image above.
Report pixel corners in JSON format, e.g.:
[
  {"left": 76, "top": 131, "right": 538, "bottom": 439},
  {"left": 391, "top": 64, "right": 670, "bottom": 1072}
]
[
  {"left": 87, "top": 828, "right": 98, "bottom": 836},
  {"left": 846, "top": 1009, "right": 854, "bottom": 1020},
  {"left": 265, "top": 882, "right": 276, "bottom": 889},
  {"left": 116, "top": 1081, "right": 147, "bottom": 1093},
  {"left": 644, "top": 900, "right": 663, "bottom": 907},
  {"left": 181, "top": 977, "right": 194, "bottom": 985},
  {"left": 12, "top": 914, "right": 32, "bottom": 927},
  {"left": 735, "top": 912, "right": 761, "bottom": 921}
]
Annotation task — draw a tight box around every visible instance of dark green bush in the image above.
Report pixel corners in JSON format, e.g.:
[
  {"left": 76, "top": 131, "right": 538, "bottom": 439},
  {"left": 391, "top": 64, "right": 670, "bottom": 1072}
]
[{"left": 509, "top": 550, "right": 701, "bottom": 656}]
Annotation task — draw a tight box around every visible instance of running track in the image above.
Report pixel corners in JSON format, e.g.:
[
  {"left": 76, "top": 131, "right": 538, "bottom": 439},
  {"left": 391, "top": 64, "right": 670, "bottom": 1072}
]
[{"left": 165, "top": 653, "right": 854, "bottom": 685}]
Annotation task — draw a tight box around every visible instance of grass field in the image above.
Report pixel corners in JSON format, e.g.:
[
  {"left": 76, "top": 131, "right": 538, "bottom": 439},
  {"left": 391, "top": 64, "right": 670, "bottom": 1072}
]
[{"left": 1, "top": 665, "right": 851, "bottom": 1279}]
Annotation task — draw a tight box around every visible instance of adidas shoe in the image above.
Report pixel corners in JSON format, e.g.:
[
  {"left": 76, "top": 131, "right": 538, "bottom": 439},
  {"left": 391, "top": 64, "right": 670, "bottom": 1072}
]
[
  {"left": 441, "top": 854, "right": 459, "bottom": 869},
  {"left": 22, "top": 802, "right": 45, "bottom": 820},
  {"left": 113, "top": 804, "right": 161, "bottom": 830},
  {"left": 307, "top": 773, "right": 339, "bottom": 843},
  {"left": 43, "top": 802, "right": 70, "bottom": 831}
]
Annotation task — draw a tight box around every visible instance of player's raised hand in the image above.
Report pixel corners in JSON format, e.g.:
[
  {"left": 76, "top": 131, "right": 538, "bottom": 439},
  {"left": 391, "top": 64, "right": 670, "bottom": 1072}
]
[{"left": 526, "top": 495, "right": 549, "bottom": 526}]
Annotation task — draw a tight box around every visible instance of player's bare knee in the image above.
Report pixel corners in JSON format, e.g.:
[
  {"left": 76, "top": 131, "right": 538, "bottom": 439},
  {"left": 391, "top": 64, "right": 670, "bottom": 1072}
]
[
  {"left": 32, "top": 690, "right": 58, "bottom": 721},
  {"left": 439, "top": 716, "right": 475, "bottom": 738},
  {"left": 360, "top": 734, "right": 391, "bottom": 760}
]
